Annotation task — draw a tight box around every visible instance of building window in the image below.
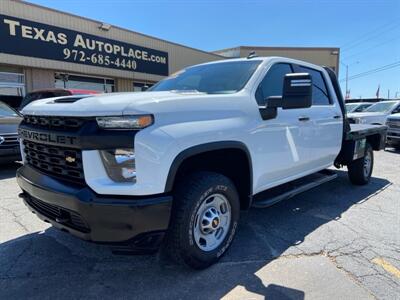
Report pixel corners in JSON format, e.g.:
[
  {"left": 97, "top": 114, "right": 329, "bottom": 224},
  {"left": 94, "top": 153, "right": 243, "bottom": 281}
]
[
  {"left": 55, "top": 73, "right": 114, "bottom": 93},
  {"left": 133, "top": 82, "right": 153, "bottom": 92}
]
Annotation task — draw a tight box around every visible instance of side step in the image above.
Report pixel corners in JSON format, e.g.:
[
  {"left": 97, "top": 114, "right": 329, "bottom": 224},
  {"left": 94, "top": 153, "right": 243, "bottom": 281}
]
[{"left": 252, "top": 169, "right": 337, "bottom": 208}]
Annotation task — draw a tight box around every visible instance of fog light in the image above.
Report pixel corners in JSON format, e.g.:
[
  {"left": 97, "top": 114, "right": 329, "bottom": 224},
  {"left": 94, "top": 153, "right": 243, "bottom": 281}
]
[{"left": 100, "top": 148, "right": 136, "bottom": 182}]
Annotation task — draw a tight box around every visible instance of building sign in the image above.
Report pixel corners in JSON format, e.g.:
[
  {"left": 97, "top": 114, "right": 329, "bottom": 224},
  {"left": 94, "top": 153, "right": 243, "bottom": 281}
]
[{"left": 0, "top": 14, "right": 169, "bottom": 76}]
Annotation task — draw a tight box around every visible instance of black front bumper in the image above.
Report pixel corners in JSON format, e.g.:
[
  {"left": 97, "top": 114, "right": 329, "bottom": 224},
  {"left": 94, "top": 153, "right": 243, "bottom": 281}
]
[{"left": 17, "top": 165, "right": 173, "bottom": 248}]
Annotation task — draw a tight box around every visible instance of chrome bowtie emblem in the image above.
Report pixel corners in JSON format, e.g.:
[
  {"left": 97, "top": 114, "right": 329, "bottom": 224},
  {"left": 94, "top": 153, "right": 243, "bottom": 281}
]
[
  {"left": 65, "top": 156, "right": 76, "bottom": 163},
  {"left": 0, "top": 136, "right": 4, "bottom": 145}
]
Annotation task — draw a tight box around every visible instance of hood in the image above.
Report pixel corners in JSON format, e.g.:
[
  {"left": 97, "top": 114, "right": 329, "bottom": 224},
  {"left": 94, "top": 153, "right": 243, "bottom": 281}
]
[
  {"left": 21, "top": 91, "right": 209, "bottom": 117},
  {"left": 0, "top": 116, "right": 22, "bottom": 134}
]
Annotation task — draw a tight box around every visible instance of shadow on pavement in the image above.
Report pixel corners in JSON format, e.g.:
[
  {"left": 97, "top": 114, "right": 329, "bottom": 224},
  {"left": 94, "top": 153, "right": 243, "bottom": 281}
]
[{"left": 0, "top": 170, "right": 391, "bottom": 299}]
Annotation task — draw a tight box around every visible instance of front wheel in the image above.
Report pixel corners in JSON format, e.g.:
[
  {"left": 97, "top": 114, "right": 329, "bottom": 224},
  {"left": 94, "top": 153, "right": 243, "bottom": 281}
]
[
  {"left": 165, "top": 172, "right": 240, "bottom": 269},
  {"left": 347, "top": 143, "right": 374, "bottom": 185}
]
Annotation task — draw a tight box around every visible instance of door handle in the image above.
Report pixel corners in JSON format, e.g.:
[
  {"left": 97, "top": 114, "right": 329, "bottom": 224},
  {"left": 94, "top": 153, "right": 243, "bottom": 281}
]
[
  {"left": 298, "top": 116, "right": 310, "bottom": 122},
  {"left": 333, "top": 115, "right": 341, "bottom": 119}
]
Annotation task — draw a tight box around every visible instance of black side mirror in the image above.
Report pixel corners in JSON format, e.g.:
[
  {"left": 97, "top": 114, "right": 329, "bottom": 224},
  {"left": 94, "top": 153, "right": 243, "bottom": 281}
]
[
  {"left": 259, "top": 73, "right": 312, "bottom": 120},
  {"left": 281, "top": 73, "right": 312, "bottom": 109},
  {"left": 267, "top": 73, "right": 312, "bottom": 110}
]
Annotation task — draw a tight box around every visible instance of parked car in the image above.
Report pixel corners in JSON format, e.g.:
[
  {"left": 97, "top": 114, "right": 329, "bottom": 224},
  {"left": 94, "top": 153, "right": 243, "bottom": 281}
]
[
  {"left": 386, "top": 113, "right": 400, "bottom": 149},
  {"left": 347, "top": 100, "right": 400, "bottom": 125},
  {"left": 17, "top": 57, "right": 386, "bottom": 269},
  {"left": 0, "top": 101, "right": 22, "bottom": 164},
  {"left": 19, "top": 88, "right": 100, "bottom": 110},
  {"left": 345, "top": 102, "right": 373, "bottom": 113}
]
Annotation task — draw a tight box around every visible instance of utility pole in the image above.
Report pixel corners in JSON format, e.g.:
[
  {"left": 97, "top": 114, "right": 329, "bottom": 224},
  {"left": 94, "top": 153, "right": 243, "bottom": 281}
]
[
  {"left": 388, "top": 89, "right": 390, "bottom": 99},
  {"left": 340, "top": 61, "right": 358, "bottom": 100}
]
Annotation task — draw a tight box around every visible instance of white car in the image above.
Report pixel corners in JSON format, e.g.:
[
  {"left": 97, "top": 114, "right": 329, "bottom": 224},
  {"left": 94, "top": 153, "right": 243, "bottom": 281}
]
[
  {"left": 16, "top": 57, "right": 386, "bottom": 269},
  {"left": 345, "top": 102, "right": 373, "bottom": 113},
  {"left": 347, "top": 100, "right": 400, "bottom": 125}
]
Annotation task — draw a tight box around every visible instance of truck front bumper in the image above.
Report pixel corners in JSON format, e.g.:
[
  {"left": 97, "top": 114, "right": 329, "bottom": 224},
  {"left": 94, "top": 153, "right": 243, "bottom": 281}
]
[
  {"left": 387, "top": 130, "right": 400, "bottom": 146},
  {"left": 17, "top": 165, "right": 172, "bottom": 250}
]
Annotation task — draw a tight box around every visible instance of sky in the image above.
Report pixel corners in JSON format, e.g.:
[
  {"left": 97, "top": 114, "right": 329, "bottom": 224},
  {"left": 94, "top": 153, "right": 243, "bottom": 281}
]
[{"left": 28, "top": 0, "right": 400, "bottom": 99}]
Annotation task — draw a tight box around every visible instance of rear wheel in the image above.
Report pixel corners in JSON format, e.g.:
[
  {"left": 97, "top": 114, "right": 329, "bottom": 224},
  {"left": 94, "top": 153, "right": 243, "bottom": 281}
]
[
  {"left": 347, "top": 143, "right": 373, "bottom": 185},
  {"left": 165, "top": 172, "right": 240, "bottom": 269}
]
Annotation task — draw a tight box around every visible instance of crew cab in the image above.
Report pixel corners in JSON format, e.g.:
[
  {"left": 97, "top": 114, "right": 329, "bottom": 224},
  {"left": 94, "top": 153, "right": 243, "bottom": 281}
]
[
  {"left": 16, "top": 57, "right": 386, "bottom": 269},
  {"left": 347, "top": 100, "right": 400, "bottom": 125}
]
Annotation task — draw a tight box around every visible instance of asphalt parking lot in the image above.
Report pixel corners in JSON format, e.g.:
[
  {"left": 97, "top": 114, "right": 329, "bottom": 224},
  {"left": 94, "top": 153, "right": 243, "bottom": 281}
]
[{"left": 0, "top": 149, "right": 399, "bottom": 300}]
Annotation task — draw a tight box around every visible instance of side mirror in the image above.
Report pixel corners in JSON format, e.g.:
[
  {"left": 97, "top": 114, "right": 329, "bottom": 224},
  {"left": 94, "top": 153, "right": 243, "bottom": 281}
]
[
  {"left": 259, "top": 73, "right": 312, "bottom": 120},
  {"left": 267, "top": 73, "right": 312, "bottom": 110},
  {"left": 281, "top": 73, "right": 312, "bottom": 109}
]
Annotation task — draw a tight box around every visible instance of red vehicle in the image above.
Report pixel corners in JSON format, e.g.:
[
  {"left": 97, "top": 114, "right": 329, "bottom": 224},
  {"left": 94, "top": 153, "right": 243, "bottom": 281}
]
[{"left": 19, "top": 88, "right": 101, "bottom": 110}]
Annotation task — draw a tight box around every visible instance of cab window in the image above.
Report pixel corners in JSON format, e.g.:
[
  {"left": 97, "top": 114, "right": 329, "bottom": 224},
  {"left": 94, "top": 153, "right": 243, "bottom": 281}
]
[
  {"left": 297, "top": 66, "right": 331, "bottom": 105},
  {"left": 255, "top": 63, "right": 293, "bottom": 105}
]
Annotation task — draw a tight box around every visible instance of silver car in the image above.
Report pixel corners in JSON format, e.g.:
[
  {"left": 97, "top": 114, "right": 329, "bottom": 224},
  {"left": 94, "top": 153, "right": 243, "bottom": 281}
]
[{"left": 0, "top": 101, "right": 22, "bottom": 164}]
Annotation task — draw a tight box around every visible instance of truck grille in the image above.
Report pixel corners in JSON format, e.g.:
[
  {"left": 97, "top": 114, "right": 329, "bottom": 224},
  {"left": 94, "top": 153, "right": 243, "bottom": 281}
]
[
  {"left": 23, "top": 140, "right": 85, "bottom": 185},
  {"left": 387, "top": 120, "right": 400, "bottom": 129},
  {"left": 25, "top": 195, "right": 90, "bottom": 233},
  {"left": 0, "top": 133, "right": 19, "bottom": 148},
  {"left": 23, "top": 115, "right": 87, "bottom": 131}
]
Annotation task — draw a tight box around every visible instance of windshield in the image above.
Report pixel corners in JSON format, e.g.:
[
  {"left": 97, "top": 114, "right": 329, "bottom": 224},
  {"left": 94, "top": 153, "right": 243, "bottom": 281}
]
[
  {"left": 364, "top": 102, "right": 398, "bottom": 113},
  {"left": 354, "top": 103, "right": 371, "bottom": 112},
  {"left": 0, "top": 102, "right": 19, "bottom": 117},
  {"left": 149, "top": 61, "right": 261, "bottom": 94},
  {"left": 345, "top": 104, "right": 358, "bottom": 112}
]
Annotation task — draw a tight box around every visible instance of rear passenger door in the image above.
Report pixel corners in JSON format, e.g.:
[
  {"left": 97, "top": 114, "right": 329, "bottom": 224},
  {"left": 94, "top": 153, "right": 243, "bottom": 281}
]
[{"left": 294, "top": 65, "right": 343, "bottom": 169}]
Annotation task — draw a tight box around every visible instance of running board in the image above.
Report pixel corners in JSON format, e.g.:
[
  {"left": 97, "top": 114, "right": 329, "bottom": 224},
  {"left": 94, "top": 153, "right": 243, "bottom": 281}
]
[{"left": 252, "top": 170, "right": 337, "bottom": 208}]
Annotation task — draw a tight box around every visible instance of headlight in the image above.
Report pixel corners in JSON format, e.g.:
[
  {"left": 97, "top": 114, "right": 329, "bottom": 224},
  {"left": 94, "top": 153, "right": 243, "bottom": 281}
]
[
  {"left": 100, "top": 148, "right": 136, "bottom": 182},
  {"left": 96, "top": 115, "right": 153, "bottom": 129},
  {"left": 353, "top": 118, "right": 365, "bottom": 124}
]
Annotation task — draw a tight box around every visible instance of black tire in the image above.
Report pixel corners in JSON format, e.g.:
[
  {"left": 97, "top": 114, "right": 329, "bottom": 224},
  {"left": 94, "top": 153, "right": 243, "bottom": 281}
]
[
  {"left": 165, "top": 171, "right": 240, "bottom": 269},
  {"left": 347, "top": 143, "right": 374, "bottom": 185}
]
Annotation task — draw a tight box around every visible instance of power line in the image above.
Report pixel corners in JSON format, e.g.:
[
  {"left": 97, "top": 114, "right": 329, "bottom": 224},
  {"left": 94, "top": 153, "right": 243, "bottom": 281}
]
[
  {"left": 341, "top": 36, "right": 400, "bottom": 62},
  {"left": 341, "top": 19, "right": 400, "bottom": 51},
  {"left": 339, "top": 61, "right": 400, "bottom": 82}
]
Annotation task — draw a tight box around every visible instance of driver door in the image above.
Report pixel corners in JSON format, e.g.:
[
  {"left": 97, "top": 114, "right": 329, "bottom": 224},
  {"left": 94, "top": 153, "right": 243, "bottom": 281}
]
[{"left": 251, "top": 63, "right": 314, "bottom": 193}]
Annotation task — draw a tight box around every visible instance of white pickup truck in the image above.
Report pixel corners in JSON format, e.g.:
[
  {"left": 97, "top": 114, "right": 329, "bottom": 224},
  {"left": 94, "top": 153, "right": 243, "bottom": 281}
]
[
  {"left": 347, "top": 100, "right": 400, "bottom": 125},
  {"left": 17, "top": 57, "right": 386, "bottom": 269}
]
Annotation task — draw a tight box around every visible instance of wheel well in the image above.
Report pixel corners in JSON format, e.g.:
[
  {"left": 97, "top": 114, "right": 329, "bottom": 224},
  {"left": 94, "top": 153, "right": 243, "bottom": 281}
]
[{"left": 168, "top": 147, "right": 252, "bottom": 210}]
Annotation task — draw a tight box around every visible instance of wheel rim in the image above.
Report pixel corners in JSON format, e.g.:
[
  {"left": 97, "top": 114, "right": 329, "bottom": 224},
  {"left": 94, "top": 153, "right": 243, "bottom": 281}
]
[
  {"left": 193, "top": 193, "right": 231, "bottom": 252},
  {"left": 363, "top": 150, "right": 372, "bottom": 178}
]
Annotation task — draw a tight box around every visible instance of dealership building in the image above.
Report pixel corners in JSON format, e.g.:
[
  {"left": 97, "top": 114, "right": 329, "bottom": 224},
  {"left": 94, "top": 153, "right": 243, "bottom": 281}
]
[{"left": 0, "top": 0, "right": 340, "bottom": 108}]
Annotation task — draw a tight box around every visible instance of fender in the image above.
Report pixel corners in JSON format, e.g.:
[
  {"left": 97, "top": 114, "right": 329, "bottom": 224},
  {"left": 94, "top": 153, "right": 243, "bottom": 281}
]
[{"left": 164, "top": 141, "right": 253, "bottom": 195}]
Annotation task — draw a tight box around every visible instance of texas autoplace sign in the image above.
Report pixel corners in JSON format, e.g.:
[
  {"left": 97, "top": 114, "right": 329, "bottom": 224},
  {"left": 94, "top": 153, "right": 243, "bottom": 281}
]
[{"left": 0, "top": 14, "right": 169, "bottom": 76}]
